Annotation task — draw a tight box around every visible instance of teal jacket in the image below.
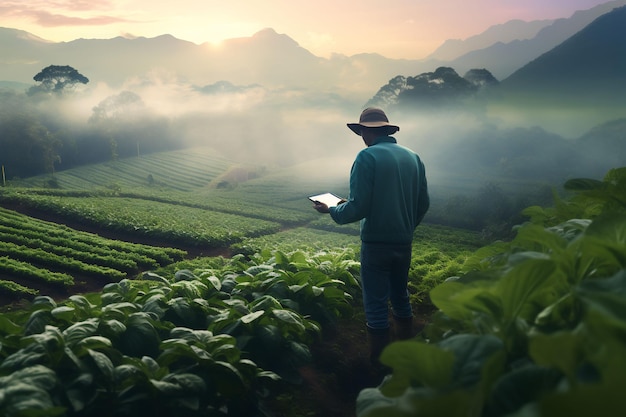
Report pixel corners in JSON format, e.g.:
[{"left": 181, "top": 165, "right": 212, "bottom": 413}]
[{"left": 329, "top": 136, "right": 429, "bottom": 244}]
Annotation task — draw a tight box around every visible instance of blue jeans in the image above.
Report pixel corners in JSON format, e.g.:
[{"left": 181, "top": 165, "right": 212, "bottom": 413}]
[{"left": 360, "top": 241, "right": 413, "bottom": 330}]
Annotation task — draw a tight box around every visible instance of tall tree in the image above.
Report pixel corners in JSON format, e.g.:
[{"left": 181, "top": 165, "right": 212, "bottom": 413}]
[{"left": 28, "top": 65, "right": 89, "bottom": 96}]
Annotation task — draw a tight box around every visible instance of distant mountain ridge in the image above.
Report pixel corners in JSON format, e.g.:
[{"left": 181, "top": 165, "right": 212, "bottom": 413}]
[
  {"left": 427, "top": 19, "right": 554, "bottom": 61},
  {"left": 1, "top": 1, "right": 624, "bottom": 98},
  {"left": 433, "top": 0, "right": 626, "bottom": 79},
  {"left": 365, "top": 4, "right": 626, "bottom": 111},
  {"left": 500, "top": 4, "right": 626, "bottom": 102}
]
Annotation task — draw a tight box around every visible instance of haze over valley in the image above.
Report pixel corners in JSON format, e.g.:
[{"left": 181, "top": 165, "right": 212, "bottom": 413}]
[{"left": 1, "top": 0, "right": 625, "bottom": 217}]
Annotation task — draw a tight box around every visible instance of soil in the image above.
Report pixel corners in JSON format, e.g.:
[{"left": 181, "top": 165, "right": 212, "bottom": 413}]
[{"left": 0, "top": 202, "right": 434, "bottom": 416}]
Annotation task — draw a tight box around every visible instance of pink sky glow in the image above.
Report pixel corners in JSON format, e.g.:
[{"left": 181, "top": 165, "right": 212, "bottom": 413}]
[{"left": 0, "top": 0, "right": 619, "bottom": 59}]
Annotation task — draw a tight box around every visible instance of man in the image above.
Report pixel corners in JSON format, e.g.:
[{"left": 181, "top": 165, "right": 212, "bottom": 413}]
[{"left": 313, "top": 107, "right": 429, "bottom": 363}]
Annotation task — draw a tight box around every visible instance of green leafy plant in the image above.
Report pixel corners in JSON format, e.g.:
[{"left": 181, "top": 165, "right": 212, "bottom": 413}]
[
  {"left": 357, "top": 167, "right": 626, "bottom": 417},
  {"left": 0, "top": 247, "right": 363, "bottom": 416}
]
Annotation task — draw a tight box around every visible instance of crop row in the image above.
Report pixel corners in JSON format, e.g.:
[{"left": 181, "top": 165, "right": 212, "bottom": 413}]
[
  {"left": 118, "top": 190, "right": 315, "bottom": 225},
  {"left": 0, "top": 229, "right": 140, "bottom": 273},
  {"left": 0, "top": 207, "right": 186, "bottom": 265},
  {"left": 13, "top": 147, "right": 235, "bottom": 191},
  {"left": 0, "top": 256, "right": 74, "bottom": 287},
  {"left": 0, "top": 248, "right": 361, "bottom": 416},
  {"left": 0, "top": 193, "right": 282, "bottom": 247},
  {"left": 0, "top": 206, "right": 192, "bottom": 297},
  {"left": 0, "top": 241, "right": 127, "bottom": 280}
]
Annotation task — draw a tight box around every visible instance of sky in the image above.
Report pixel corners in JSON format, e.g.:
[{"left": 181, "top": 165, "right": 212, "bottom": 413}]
[{"left": 0, "top": 0, "right": 615, "bottom": 59}]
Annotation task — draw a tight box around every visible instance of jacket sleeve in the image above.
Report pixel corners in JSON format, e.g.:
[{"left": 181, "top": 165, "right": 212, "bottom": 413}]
[
  {"left": 329, "top": 152, "right": 373, "bottom": 225},
  {"left": 415, "top": 160, "right": 429, "bottom": 226}
]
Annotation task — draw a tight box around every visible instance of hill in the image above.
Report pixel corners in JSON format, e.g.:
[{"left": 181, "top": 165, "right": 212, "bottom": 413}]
[
  {"left": 2, "top": 2, "right": 624, "bottom": 99},
  {"left": 499, "top": 4, "right": 626, "bottom": 105},
  {"left": 445, "top": 0, "right": 626, "bottom": 79}
]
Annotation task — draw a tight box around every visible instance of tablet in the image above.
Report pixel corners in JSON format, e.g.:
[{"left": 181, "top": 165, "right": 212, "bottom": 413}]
[{"left": 308, "top": 192, "right": 344, "bottom": 207}]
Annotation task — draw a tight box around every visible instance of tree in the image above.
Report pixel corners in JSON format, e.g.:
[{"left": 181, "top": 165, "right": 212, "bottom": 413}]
[{"left": 28, "top": 65, "right": 89, "bottom": 96}]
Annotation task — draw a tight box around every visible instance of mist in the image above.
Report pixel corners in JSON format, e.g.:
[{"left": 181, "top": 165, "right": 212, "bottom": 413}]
[{"left": 1, "top": 72, "right": 623, "bottom": 203}]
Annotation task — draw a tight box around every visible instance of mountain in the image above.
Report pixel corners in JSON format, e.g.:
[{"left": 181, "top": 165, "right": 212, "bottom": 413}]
[
  {"left": 0, "top": 27, "right": 419, "bottom": 100},
  {"left": 366, "top": 67, "right": 498, "bottom": 109},
  {"left": 500, "top": 5, "right": 626, "bottom": 104},
  {"left": 1, "top": 1, "right": 624, "bottom": 101},
  {"left": 427, "top": 19, "right": 553, "bottom": 61},
  {"left": 444, "top": 0, "right": 626, "bottom": 79}
]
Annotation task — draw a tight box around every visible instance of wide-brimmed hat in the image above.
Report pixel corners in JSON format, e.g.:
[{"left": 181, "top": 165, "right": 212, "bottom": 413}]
[{"left": 347, "top": 107, "right": 399, "bottom": 136}]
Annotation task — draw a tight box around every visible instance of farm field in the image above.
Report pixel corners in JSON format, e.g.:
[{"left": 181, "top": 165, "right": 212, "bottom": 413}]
[
  {"left": 0, "top": 147, "right": 490, "bottom": 417},
  {"left": 0, "top": 148, "right": 485, "bottom": 307},
  {"left": 1, "top": 148, "right": 623, "bottom": 417}
]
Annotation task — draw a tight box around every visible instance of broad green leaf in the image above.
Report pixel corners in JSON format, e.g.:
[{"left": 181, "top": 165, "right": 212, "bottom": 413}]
[
  {"left": 496, "top": 258, "right": 557, "bottom": 322},
  {"left": 430, "top": 279, "right": 496, "bottom": 321},
  {"left": 357, "top": 385, "right": 474, "bottom": 417},
  {"left": 0, "top": 315, "right": 22, "bottom": 335},
  {"left": 287, "top": 341, "right": 311, "bottom": 365},
  {"left": 140, "top": 271, "right": 170, "bottom": 285},
  {"left": 50, "top": 306, "right": 75, "bottom": 321},
  {"left": 529, "top": 331, "right": 582, "bottom": 381},
  {"left": 245, "top": 264, "right": 274, "bottom": 276},
  {"left": 249, "top": 295, "right": 282, "bottom": 312},
  {"left": 253, "top": 324, "right": 282, "bottom": 351},
  {"left": 150, "top": 378, "right": 182, "bottom": 395},
  {"left": 113, "top": 363, "right": 145, "bottom": 385},
  {"left": 540, "top": 383, "right": 626, "bottom": 417},
  {"left": 171, "top": 280, "right": 208, "bottom": 299},
  {"left": 198, "top": 272, "right": 221, "bottom": 291},
  {"left": 534, "top": 293, "right": 580, "bottom": 329},
  {"left": 514, "top": 224, "right": 568, "bottom": 254},
  {"left": 487, "top": 364, "right": 562, "bottom": 417},
  {"left": 576, "top": 270, "right": 626, "bottom": 335},
  {"left": 439, "top": 334, "right": 504, "bottom": 389},
  {"left": 99, "top": 319, "right": 127, "bottom": 338},
  {"left": 0, "top": 365, "right": 58, "bottom": 390},
  {"left": 31, "top": 296, "right": 57, "bottom": 310},
  {"left": 88, "top": 349, "right": 114, "bottom": 379},
  {"left": 564, "top": 178, "right": 604, "bottom": 191},
  {"left": 209, "top": 360, "right": 246, "bottom": 396},
  {"left": 0, "top": 382, "right": 64, "bottom": 417},
  {"left": 118, "top": 313, "right": 160, "bottom": 358},
  {"left": 173, "top": 269, "right": 196, "bottom": 282},
  {"left": 63, "top": 318, "right": 99, "bottom": 347},
  {"left": 241, "top": 310, "right": 264, "bottom": 324},
  {"left": 381, "top": 341, "right": 455, "bottom": 394},
  {"left": 163, "top": 372, "right": 206, "bottom": 393},
  {"left": 272, "top": 309, "right": 305, "bottom": 332},
  {"left": 141, "top": 355, "right": 162, "bottom": 377},
  {"left": 77, "top": 336, "right": 113, "bottom": 351},
  {"left": 587, "top": 213, "right": 626, "bottom": 245},
  {"left": 23, "top": 309, "right": 54, "bottom": 336},
  {"left": 101, "top": 302, "right": 140, "bottom": 315},
  {"left": 68, "top": 295, "right": 95, "bottom": 316}
]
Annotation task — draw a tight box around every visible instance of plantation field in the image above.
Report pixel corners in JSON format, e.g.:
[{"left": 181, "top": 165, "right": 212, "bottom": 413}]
[
  {"left": 0, "top": 147, "right": 485, "bottom": 307},
  {"left": 1, "top": 146, "right": 623, "bottom": 417},
  {"left": 10, "top": 147, "right": 236, "bottom": 191}
]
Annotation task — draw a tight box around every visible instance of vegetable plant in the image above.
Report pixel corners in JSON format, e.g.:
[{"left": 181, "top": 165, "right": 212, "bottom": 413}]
[{"left": 357, "top": 167, "right": 626, "bottom": 417}]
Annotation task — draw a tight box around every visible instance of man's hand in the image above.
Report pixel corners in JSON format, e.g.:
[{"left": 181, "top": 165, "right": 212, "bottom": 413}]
[{"left": 313, "top": 201, "right": 330, "bottom": 213}]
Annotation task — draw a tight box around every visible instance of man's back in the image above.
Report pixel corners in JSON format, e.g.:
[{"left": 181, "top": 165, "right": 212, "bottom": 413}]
[{"left": 330, "top": 136, "right": 429, "bottom": 244}]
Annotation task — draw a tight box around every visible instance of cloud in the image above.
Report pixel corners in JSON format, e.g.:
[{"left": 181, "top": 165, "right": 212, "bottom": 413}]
[
  {"left": 306, "top": 31, "right": 334, "bottom": 50},
  {"left": 30, "top": 11, "right": 130, "bottom": 27},
  {"left": 0, "top": 0, "right": 131, "bottom": 27}
]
